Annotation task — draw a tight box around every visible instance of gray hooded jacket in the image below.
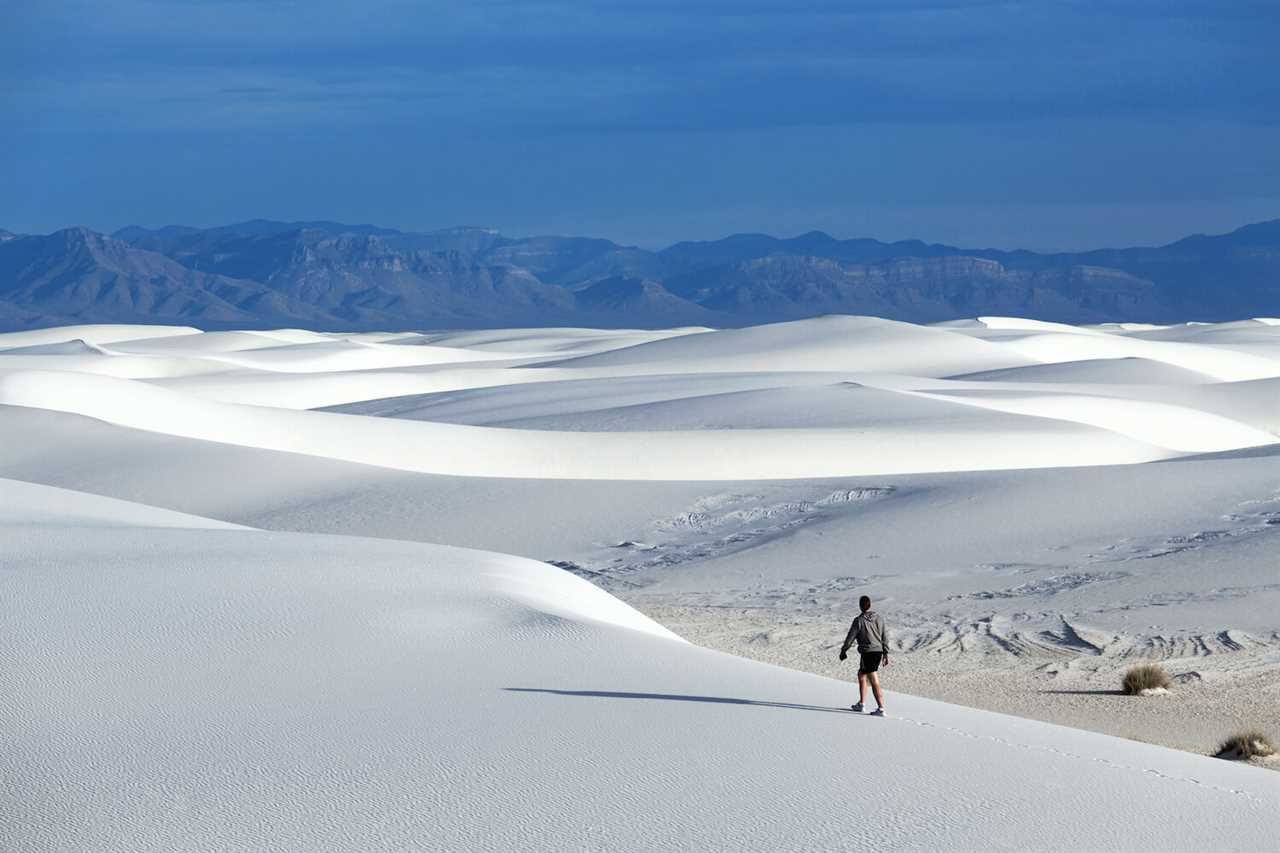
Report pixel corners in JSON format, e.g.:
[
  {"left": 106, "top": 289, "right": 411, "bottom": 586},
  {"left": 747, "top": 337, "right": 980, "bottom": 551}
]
[{"left": 842, "top": 610, "right": 889, "bottom": 654}]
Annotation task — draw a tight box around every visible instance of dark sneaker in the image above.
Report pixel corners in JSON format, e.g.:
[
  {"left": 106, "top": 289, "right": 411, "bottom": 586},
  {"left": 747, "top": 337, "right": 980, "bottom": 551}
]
[
  {"left": 850, "top": 703, "right": 864, "bottom": 713},
  {"left": 870, "top": 708, "right": 886, "bottom": 717}
]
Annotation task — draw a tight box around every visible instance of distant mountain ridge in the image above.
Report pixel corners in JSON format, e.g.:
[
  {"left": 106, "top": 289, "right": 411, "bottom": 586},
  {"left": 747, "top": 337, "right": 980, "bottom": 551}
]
[{"left": 1, "top": 217, "right": 1277, "bottom": 330}]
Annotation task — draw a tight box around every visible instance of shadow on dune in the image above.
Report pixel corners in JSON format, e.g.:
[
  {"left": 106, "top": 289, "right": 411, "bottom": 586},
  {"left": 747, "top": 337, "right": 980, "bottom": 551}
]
[
  {"left": 1160, "top": 442, "right": 1280, "bottom": 463},
  {"left": 504, "top": 688, "right": 855, "bottom": 714}
]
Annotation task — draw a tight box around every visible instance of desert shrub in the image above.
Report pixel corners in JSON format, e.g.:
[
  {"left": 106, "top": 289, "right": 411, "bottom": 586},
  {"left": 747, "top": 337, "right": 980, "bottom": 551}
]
[
  {"left": 1121, "top": 663, "right": 1172, "bottom": 695},
  {"left": 1216, "top": 730, "right": 1276, "bottom": 761}
]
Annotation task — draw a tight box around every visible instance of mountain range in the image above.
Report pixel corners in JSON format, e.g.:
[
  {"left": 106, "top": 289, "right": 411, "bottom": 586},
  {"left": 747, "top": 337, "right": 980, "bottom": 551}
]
[{"left": 2, "top": 217, "right": 1278, "bottom": 331}]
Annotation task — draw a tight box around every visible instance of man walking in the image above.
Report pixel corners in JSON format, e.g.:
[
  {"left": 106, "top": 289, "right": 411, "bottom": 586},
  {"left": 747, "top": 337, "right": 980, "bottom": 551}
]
[{"left": 839, "top": 595, "right": 889, "bottom": 716}]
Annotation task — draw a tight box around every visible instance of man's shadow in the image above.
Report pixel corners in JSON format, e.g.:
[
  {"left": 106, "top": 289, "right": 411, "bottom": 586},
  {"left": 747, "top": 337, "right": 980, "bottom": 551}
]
[{"left": 504, "top": 687, "right": 855, "bottom": 715}]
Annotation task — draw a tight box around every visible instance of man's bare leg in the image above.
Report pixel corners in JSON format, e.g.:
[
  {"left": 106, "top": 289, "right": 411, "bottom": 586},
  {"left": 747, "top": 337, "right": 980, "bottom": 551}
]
[
  {"left": 868, "top": 672, "right": 885, "bottom": 710},
  {"left": 857, "top": 672, "right": 869, "bottom": 707}
]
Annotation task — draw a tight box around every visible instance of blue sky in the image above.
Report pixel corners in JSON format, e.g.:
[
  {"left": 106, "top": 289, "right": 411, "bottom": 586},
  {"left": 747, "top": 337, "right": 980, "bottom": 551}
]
[{"left": 4, "top": 0, "right": 1278, "bottom": 248}]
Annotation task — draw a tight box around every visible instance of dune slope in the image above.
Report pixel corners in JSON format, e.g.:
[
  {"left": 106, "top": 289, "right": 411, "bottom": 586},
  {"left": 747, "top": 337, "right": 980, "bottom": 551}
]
[{"left": 4, "top": 484, "right": 1279, "bottom": 853}]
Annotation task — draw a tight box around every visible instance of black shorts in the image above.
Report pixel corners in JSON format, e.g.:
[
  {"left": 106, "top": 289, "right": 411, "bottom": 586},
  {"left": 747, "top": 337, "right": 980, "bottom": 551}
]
[{"left": 858, "top": 652, "right": 883, "bottom": 675}]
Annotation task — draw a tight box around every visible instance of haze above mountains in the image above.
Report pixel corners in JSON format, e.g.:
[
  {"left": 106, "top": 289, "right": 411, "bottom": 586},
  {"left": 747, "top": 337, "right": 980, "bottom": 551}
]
[{"left": 1, "top": 217, "right": 1278, "bottom": 331}]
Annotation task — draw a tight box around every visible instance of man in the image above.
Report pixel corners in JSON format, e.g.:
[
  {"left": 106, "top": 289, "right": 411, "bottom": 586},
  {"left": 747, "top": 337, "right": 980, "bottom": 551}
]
[{"left": 839, "top": 595, "right": 889, "bottom": 716}]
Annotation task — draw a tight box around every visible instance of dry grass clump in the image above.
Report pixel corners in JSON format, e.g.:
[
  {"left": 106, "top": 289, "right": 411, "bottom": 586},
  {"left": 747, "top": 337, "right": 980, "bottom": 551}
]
[
  {"left": 1121, "top": 663, "right": 1172, "bottom": 696},
  {"left": 1215, "top": 730, "right": 1276, "bottom": 761}
]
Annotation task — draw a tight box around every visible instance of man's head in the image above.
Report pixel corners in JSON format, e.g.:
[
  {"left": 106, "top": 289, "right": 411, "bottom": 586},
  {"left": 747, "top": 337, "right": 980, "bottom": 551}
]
[{"left": 859, "top": 595, "right": 872, "bottom": 612}]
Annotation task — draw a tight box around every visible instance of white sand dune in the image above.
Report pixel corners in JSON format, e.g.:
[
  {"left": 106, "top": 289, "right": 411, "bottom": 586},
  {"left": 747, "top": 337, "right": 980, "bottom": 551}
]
[
  {"left": 7, "top": 315, "right": 1280, "bottom": 852},
  {"left": 0, "top": 352, "right": 237, "bottom": 379},
  {"left": 0, "top": 477, "right": 246, "bottom": 530},
  {"left": 1123, "top": 318, "right": 1280, "bottom": 339},
  {"left": 237, "top": 327, "right": 347, "bottom": 345},
  {"left": 0, "top": 323, "right": 201, "bottom": 349},
  {"left": 328, "top": 368, "right": 1280, "bottom": 443},
  {"left": 192, "top": 338, "right": 513, "bottom": 373},
  {"left": 326, "top": 371, "right": 837, "bottom": 422},
  {"left": 856, "top": 371, "right": 1280, "bottom": 435},
  {"left": 108, "top": 330, "right": 307, "bottom": 354},
  {"left": 1118, "top": 321, "right": 1280, "bottom": 362},
  {"left": 989, "top": 331, "right": 1280, "bottom": 381},
  {"left": 3, "top": 312, "right": 1276, "bottom": 481},
  {"left": 5, "top": 484, "right": 1280, "bottom": 853},
  {"left": 0, "top": 338, "right": 112, "bottom": 356},
  {"left": 952, "top": 356, "right": 1218, "bottom": 385},
  {"left": 3, "top": 314, "right": 1277, "bottom": 478},
  {"left": 938, "top": 316, "right": 1111, "bottom": 336},
  {"left": 412, "top": 325, "right": 710, "bottom": 354},
  {"left": 148, "top": 364, "right": 548, "bottom": 408},
  {"left": 975, "top": 316, "right": 1113, "bottom": 334},
  {"left": 899, "top": 388, "right": 1276, "bottom": 454},
  {"left": 1151, "top": 377, "right": 1280, "bottom": 433},
  {"left": 0, "top": 368, "right": 1185, "bottom": 478},
  {"left": 543, "top": 315, "right": 1036, "bottom": 376},
  {"left": 146, "top": 330, "right": 718, "bottom": 408},
  {"left": 1089, "top": 321, "right": 1172, "bottom": 331},
  {"left": 4, "top": 403, "right": 1277, "bottom": 635}
]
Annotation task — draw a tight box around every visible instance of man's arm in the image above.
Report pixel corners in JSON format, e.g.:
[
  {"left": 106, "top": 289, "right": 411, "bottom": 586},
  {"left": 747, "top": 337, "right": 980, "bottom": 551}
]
[
  {"left": 879, "top": 615, "right": 890, "bottom": 666},
  {"left": 839, "top": 617, "right": 860, "bottom": 659}
]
